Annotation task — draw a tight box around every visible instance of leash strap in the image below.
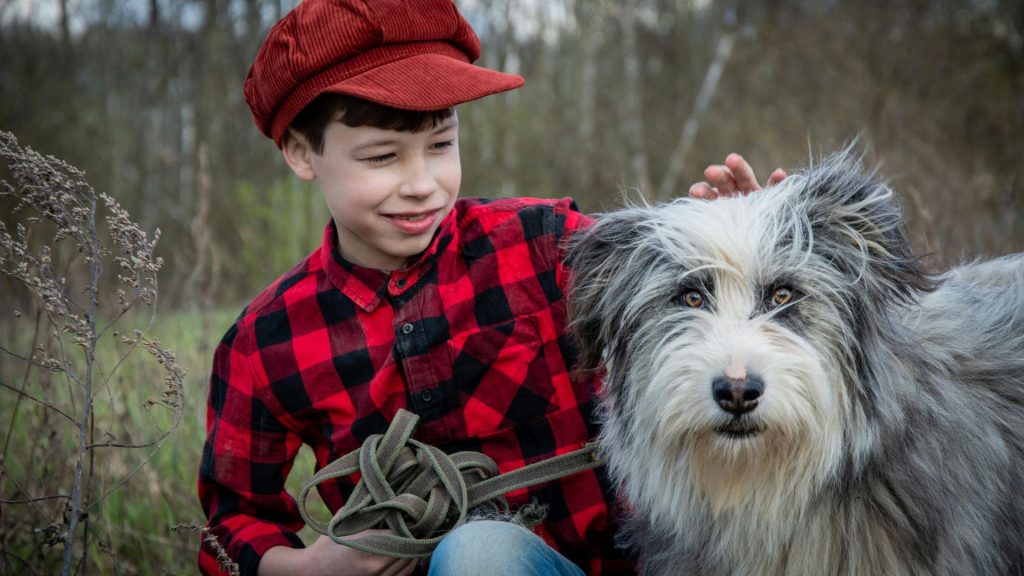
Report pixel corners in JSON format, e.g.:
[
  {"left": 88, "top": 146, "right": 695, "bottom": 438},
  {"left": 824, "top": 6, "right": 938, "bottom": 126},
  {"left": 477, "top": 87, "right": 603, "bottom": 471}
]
[{"left": 298, "top": 409, "right": 604, "bottom": 558}]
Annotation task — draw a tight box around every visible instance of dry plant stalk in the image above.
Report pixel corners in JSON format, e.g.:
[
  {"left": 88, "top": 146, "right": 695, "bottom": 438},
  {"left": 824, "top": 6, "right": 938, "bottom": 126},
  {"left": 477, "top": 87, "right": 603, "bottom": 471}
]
[
  {"left": 0, "top": 131, "right": 185, "bottom": 575},
  {"left": 170, "top": 524, "right": 240, "bottom": 576}
]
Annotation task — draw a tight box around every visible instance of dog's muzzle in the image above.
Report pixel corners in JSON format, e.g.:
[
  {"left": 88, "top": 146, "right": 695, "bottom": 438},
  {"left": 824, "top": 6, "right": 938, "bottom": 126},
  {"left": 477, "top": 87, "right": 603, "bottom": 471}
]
[{"left": 711, "top": 375, "right": 766, "bottom": 437}]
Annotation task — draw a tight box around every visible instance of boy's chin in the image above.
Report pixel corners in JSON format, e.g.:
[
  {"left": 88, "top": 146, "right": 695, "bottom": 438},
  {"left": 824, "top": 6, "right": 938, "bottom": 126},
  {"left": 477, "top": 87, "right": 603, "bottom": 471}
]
[{"left": 389, "top": 231, "right": 441, "bottom": 266}]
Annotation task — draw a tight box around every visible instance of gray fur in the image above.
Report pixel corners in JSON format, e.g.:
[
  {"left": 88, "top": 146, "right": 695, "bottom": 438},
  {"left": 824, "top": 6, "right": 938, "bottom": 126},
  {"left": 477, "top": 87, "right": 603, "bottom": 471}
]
[{"left": 567, "top": 150, "right": 1024, "bottom": 575}]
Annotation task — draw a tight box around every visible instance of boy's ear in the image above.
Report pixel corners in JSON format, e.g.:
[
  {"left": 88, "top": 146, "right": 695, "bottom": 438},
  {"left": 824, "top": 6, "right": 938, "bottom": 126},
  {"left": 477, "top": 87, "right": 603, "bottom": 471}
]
[{"left": 280, "top": 129, "right": 317, "bottom": 182}]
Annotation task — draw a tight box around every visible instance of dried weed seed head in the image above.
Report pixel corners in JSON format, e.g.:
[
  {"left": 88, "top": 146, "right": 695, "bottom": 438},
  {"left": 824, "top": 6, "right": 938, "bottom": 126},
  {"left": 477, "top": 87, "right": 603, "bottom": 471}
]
[{"left": 0, "top": 130, "right": 186, "bottom": 572}]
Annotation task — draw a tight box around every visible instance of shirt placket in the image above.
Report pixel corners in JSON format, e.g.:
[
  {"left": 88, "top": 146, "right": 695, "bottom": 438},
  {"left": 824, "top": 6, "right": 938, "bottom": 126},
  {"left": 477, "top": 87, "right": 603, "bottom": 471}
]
[{"left": 389, "top": 270, "right": 448, "bottom": 433}]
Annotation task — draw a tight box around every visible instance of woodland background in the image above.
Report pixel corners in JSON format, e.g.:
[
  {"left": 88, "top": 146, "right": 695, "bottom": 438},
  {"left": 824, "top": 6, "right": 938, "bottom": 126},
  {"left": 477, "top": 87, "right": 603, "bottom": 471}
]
[{"left": 1, "top": 0, "right": 1022, "bottom": 573}]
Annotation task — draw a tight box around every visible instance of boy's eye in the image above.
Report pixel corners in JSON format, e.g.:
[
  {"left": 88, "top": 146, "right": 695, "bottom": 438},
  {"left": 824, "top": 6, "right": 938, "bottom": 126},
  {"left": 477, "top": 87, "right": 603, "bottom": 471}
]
[
  {"left": 363, "top": 153, "right": 395, "bottom": 164},
  {"left": 430, "top": 140, "right": 454, "bottom": 151}
]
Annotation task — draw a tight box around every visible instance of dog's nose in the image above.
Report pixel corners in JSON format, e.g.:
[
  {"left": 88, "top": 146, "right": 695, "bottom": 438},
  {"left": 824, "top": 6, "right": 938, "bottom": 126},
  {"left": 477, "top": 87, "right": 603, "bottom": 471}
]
[{"left": 712, "top": 376, "right": 764, "bottom": 415}]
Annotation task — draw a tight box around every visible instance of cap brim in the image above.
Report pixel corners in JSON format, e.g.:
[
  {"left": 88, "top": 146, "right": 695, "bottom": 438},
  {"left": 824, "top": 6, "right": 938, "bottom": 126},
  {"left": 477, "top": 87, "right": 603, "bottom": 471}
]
[
  {"left": 269, "top": 48, "right": 525, "bottom": 145},
  {"left": 324, "top": 53, "right": 524, "bottom": 111}
]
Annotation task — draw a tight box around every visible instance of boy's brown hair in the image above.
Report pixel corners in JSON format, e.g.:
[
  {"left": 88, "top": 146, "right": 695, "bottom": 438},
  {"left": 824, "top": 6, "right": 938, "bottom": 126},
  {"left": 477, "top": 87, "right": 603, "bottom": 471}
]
[{"left": 290, "top": 94, "right": 454, "bottom": 155}]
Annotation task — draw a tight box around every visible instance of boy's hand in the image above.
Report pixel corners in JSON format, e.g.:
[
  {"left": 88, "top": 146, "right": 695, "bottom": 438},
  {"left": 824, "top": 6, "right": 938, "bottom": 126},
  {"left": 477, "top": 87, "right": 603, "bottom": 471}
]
[
  {"left": 688, "top": 153, "right": 787, "bottom": 200},
  {"left": 259, "top": 532, "right": 419, "bottom": 576}
]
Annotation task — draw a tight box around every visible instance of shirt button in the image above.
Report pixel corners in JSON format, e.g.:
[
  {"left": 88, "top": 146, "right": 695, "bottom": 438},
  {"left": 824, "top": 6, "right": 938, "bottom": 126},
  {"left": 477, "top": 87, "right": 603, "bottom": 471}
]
[
  {"left": 395, "top": 277, "right": 407, "bottom": 288},
  {"left": 420, "top": 390, "right": 432, "bottom": 402},
  {"left": 401, "top": 323, "right": 415, "bottom": 335}
]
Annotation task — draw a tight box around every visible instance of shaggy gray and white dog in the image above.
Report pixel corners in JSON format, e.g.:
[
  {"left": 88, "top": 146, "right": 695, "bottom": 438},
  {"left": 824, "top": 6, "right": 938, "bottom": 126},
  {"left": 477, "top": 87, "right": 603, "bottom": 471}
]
[{"left": 567, "top": 150, "right": 1024, "bottom": 575}]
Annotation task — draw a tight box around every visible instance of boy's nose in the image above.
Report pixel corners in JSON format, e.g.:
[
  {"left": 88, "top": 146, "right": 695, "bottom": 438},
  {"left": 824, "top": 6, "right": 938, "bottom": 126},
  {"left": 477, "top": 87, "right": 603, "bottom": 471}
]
[{"left": 399, "top": 159, "right": 438, "bottom": 198}]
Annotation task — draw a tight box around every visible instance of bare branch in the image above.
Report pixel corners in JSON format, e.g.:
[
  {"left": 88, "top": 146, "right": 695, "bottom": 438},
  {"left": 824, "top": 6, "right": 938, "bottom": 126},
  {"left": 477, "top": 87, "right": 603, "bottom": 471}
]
[
  {"left": 0, "top": 494, "right": 72, "bottom": 505},
  {"left": 0, "top": 379, "right": 76, "bottom": 423}
]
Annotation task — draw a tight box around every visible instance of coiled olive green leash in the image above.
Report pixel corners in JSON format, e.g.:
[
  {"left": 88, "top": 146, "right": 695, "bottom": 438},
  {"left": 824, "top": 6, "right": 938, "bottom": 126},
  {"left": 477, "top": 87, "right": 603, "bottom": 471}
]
[{"left": 298, "top": 408, "right": 604, "bottom": 558}]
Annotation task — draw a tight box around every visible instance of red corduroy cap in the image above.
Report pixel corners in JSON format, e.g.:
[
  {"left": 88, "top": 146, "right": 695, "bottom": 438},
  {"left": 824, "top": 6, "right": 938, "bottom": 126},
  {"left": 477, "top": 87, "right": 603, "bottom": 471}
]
[{"left": 245, "top": 0, "right": 525, "bottom": 146}]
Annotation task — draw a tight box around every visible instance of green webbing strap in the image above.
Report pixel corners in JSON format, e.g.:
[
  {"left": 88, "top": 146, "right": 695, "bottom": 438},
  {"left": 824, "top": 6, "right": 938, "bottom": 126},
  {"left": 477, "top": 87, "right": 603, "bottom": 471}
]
[{"left": 297, "top": 408, "right": 604, "bottom": 559}]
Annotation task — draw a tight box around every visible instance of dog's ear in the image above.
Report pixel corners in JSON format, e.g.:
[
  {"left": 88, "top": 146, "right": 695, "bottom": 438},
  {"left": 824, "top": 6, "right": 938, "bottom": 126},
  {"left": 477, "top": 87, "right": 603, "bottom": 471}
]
[
  {"left": 565, "top": 209, "right": 647, "bottom": 371},
  {"left": 797, "top": 149, "right": 935, "bottom": 304}
]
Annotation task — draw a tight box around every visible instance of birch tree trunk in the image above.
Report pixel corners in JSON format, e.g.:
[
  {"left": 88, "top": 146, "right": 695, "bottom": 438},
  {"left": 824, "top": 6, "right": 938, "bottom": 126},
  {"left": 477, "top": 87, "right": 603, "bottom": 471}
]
[
  {"left": 619, "top": 4, "right": 652, "bottom": 195},
  {"left": 576, "top": 1, "right": 607, "bottom": 196},
  {"left": 657, "top": 33, "right": 735, "bottom": 201}
]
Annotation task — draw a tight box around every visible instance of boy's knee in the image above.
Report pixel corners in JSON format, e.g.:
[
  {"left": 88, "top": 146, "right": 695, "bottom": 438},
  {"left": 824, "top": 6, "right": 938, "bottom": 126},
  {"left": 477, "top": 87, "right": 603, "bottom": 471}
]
[
  {"left": 428, "top": 521, "right": 583, "bottom": 576},
  {"left": 430, "top": 521, "right": 532, "bottom": 575}
]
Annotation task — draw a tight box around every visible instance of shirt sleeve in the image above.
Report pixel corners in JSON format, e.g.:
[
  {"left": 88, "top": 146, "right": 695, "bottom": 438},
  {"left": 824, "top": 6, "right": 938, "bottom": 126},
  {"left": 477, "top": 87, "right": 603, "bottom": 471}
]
[
  {"left": 553, "top": 197, "right": 595, "bottom": 293},
  {"left": 197, "top": 320, "right": 306, "bottom": 575}
]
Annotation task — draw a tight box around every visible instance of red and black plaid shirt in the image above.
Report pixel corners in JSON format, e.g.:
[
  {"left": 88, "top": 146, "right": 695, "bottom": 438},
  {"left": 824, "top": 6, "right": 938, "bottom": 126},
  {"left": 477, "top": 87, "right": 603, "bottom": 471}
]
[{"left": 198, "top": 197, "right": 634, "bottom": 575}]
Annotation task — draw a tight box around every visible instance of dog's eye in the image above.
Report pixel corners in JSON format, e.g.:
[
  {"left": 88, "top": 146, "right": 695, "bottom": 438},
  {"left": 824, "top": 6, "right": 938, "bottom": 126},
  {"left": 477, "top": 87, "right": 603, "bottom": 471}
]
[
  {"left": 681, "top": 290, "right": 705, "bottom": 308},
  {"left": 770, "top": 287, "right": 795, "bottom": 307}
]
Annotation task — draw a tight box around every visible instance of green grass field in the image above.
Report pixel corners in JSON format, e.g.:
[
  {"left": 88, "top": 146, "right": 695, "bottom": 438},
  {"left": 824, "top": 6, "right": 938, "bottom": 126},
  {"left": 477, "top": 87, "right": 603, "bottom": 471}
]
[{"left": 0, "top": 306, "right": 322, "bottom": 574}]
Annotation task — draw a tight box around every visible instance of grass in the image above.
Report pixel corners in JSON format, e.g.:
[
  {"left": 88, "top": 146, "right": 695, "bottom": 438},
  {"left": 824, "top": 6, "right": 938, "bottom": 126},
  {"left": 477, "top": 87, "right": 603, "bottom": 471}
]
[{"left": 0, "top": 305, "right": 322, "bottom": 575}]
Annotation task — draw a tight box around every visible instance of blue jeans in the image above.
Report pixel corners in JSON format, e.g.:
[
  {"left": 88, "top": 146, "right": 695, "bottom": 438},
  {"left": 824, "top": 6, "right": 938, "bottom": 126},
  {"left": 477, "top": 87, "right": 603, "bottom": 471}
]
[{"left": 428, "top": 520, "right": 585, "bottom": 576}]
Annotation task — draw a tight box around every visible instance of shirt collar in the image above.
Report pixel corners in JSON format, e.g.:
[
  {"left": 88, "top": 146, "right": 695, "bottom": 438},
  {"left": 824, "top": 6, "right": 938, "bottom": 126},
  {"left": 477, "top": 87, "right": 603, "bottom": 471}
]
[{"left": 319, "top": 211, "right": 457, "bottom": 312}]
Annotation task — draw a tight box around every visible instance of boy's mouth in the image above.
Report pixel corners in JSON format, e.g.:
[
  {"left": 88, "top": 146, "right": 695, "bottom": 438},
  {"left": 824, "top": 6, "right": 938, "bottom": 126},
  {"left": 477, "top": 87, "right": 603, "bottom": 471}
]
[
  {"left": 390, "top": 213, "right": 431, "bottom": 222},
  {"left": 383, "top": 209, "right": 441, "bottom": 234}
]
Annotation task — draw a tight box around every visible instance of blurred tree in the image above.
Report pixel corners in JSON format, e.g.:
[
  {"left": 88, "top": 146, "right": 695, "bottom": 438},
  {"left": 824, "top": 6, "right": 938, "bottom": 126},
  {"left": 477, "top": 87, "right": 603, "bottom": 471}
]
[{"left": 1, "top": 0, "right": 1021, "bottom": 310}]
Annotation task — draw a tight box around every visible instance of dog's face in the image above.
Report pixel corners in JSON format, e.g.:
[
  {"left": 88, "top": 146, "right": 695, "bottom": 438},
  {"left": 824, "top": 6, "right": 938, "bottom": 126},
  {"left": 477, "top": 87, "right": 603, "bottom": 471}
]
[{"left": 568, "top": 151, "right": 933, "bottom": 514}]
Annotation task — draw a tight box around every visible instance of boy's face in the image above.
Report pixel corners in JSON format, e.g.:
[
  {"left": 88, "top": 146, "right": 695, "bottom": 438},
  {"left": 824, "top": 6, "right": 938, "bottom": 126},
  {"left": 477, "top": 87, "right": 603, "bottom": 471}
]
[{"left": 285, "top": 114, "right": 461, "bottom": 270}]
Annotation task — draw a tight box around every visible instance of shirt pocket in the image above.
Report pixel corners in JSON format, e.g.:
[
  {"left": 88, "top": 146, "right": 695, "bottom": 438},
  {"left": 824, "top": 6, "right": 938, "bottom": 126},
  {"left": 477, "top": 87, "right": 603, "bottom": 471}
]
[{"left": 448, "top": 314, "right": 560, "bottom": 437}]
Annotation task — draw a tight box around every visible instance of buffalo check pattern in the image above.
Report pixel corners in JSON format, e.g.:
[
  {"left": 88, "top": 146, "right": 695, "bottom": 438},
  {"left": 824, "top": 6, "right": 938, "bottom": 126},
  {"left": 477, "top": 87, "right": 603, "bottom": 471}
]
[{"left": 198, "top": 197, "right": 634, "bottom": 575}]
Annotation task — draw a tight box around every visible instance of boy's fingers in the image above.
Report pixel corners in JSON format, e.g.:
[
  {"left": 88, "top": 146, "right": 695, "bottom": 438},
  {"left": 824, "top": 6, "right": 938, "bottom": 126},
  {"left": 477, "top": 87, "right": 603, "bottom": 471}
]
[
  {"left": 704, "top": 165, "right": 739, "bottom": 197},
  {"left": 767, "top": 168, "right": 788, "bottom": 186},
  {"left": 692, "top": 156, "right": 785, "bottom": 199},
  {"left": 689, "top": 182, "right": 718, "bottom": 199},
  {"left": 724, "top": 153, "right": 761, "bottom": 194},
  {"left": 381, "top": 558, "right": 419, "bottom": 576}
]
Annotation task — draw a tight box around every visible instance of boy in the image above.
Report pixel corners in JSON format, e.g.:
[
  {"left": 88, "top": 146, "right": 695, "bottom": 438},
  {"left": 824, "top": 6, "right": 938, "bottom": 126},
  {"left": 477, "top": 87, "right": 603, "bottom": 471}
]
[{"left": 197, "top": 1, "right": 780, "bottom": 575}]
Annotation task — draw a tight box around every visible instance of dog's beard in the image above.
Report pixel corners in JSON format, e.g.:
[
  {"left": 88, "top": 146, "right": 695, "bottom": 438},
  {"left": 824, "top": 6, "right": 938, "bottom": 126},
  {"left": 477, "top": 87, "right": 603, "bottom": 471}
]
[
  {"left": 602, "top": 314, "right": 848, "bottom": 531},
  {"left": 713, "top": 415, "right": 763, "bottom": 438}
]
